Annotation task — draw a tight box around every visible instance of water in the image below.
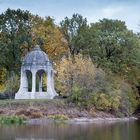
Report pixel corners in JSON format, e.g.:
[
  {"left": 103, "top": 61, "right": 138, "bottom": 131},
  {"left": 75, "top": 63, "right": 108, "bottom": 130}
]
[{"left": 0, "top": 120, "right": 140, "bottom": 140}]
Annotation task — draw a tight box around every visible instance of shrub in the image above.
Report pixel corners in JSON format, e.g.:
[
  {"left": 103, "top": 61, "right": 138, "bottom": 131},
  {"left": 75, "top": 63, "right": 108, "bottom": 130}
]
[
  {"left": 68, "top": 85, "right": 92, "bottom": 107},
  {"left": 5, "top": 74, "right": 20, "bottom": 94},
  {"left": 111, "top": 96, "right": 121, "bottom": 111},
  {"left": 91, "top": 93, "right": 111, "bottom": 111},
  {"left": 0, "top": 116, "right": 26, "bottom": 124},
  {"left": 70, "top": 85, "right": 84, "bottom": 105},
  {"left": 47, "top": 114, "right": 69, "bottom": 121},
  {"left": 120, "top": 83, "right": 138, "bottom": 114},
  {"left": 56, "top": 55, "right": 95, "bottom": 96},
  {"left": 56, "top": 54, "right": 139, "bottom": 116}
]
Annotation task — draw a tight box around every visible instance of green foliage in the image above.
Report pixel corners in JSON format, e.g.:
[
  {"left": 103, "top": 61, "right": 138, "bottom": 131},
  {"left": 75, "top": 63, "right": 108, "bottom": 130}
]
[
  {"left": 5, "top": 73, "right": 20, "bottom": 93},
  {"left": 90, "top": 92, "right": 122, "bottom": 112},
  {"left": 0, "top": 9, "right": 67, "bottom": 93},
  {"left": 0, "top": 8, "right": 32, "bottom": 73},
  {"left": 0, "top": 116, "right": 26, "bottom": 124},
  {"left": 0, "top": 9, "right": 33, "bottom": 93},
  {"left": 93, "top": 83, "right": 138, "bottom": 115},
  {"left": 70, "top": 85, "right": 87, "bottom": 106},
  {"left": 47, "top": 114, "right": 69, "bottom": 121},
  {"left": 111, "top": 96, "right": 121, "bottom": 111},
  {"left": 69, "top": 70, "right": 139, "bottom": 115},
  {"left": 0, "top": 68, "right": 6, "bottom": 91},
  {"left": 82, "top": 19, "right": 140, "bottom": 84},
  {"left": 60, "top": 13, "right": 88, "bottom": 56},
  {"left": 91, "top": 93, "right": 111, "bottom": 111},
  {"left": 120, "top": 83, "right": 139, "bottom": 114}
]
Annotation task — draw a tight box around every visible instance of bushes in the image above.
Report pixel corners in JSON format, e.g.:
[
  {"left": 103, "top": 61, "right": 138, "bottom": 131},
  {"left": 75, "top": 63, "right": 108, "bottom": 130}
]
[
  {"left": 91, "top": 93, "right": 111, "bottom": 111},
  {"left": 0, "top": 73, "right": 20, "bottom": 99},
  {"left": 0, "top": 116, "right": 26, "bottom": 124},
  {"left": 91, "top": 93, "right": 121, "bottom": 112},
  {"left": 56, "top": 55, "right": 95, "bottom": 96},
  {"left": 111, "top": 96, "right": 121, "bottom": 111},
  {"left": 70, "top": 85, "right": 86, "bottom": 106},
  {"left": 47, "top": 114, "right": 69, "bottom": 121},
  {"left": 116, "top": 80, "right": 138, "bottom": 115},
  {"left": 68, "top": 70, "right": 139, "bottom": 116}
]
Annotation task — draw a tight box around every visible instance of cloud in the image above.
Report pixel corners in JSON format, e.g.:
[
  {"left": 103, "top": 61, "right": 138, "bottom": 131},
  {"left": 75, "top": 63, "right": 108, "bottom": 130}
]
[
  {"left": 103, "top": 7, "right": 123, "bottom": 18},
  {"left": 0, "top": 0, "right": 139, "bottom": 32},
  {"left": 101, "top": 5, "right": 140, "bottom": 31}
]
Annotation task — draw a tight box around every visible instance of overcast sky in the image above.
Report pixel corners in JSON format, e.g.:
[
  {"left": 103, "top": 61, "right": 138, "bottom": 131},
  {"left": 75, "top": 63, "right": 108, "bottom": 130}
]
[{"left": 0, "top": 0, "right": 140, "bottom": 32}]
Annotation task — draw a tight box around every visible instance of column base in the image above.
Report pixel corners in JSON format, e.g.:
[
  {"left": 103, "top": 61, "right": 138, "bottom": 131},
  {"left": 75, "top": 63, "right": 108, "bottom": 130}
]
[{"left": 15, "top": 91, "right": 57, "bottom": 99}]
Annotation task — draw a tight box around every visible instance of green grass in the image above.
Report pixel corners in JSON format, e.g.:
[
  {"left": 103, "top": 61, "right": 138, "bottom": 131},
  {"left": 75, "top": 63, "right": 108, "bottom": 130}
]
[
  {"left": 47, "top": 114, "right": 69, "bottom": 121},
  {"left": 0, "top": 116, "right": 26, "bottom": 125},
  {"left": 0, "top": 99, "right": 66, "bottom": 107}
]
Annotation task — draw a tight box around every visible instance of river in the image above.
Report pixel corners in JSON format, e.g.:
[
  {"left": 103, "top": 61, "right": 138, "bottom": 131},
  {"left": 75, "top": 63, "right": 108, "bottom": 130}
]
[{"left": 0, "top": 120, "right": 140, "bottom": 140}]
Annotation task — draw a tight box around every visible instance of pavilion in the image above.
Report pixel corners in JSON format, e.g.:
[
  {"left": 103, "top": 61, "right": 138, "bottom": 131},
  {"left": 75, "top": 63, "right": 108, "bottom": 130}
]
[{"left": 15, "top": 45, "right": 57, "bottom": 99}]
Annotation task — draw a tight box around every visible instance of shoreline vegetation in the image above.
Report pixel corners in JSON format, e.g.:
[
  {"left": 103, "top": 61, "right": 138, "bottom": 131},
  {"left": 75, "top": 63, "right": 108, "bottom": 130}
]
[{"left": 0, "top": 99, "right": 139, "bottom": 125}]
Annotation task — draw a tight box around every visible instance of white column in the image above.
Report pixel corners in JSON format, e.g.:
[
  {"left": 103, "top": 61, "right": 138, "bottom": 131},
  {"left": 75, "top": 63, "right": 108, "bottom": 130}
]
[
  {"left": 51, "top": 70, "right": 55, "bottom": 90},
  {"left": 47, "top": 70, "right": 54, "bottom": 98},
  {"left": 50, "top": 70, "right": 57, "bottom": 96},
  {"left": 46, "top": 72, "right": 48, "bottom": 92},
  {"left": 24, "top": 71, "right": 28, "bottom": 92},
  {"left": 39, "top": 74, "right": 42, "bottom": 92},
  {"left": 32, "top": 71, "right": 36, "bottom": 99},
  {"left": 20, "top": 69, "right": 28, "bottom": 92}
]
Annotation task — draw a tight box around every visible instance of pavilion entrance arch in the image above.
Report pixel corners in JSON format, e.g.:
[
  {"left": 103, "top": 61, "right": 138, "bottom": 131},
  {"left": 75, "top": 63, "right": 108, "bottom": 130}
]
[
  {"left": 36, "top": 69, "right": 47, "bottom": 92},
  {"left": 25, "top": 70, "right": 32, "bottom": 92}
]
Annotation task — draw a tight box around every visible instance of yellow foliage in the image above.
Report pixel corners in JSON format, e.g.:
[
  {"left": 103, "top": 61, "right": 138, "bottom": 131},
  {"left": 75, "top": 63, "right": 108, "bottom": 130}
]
[
  {"left": 31, "top": 16, "right": 68, "bottom": 62},
  {"left": 56, "top": 55, "right": 95, "bottom": 95},
  {"left": 111, "top": 96, "right": 121, "bottom": 111},
  {"left": 0, "top": 68, "right": 6, "bottom": 92},
  {"left": 92, "top": 93, "right": 111, "bottom": 111}
]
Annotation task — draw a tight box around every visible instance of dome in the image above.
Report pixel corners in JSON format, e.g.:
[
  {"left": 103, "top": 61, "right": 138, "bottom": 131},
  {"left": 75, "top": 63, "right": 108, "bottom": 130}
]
[{"left": 23, "top": 45, "right": 49, "bottom": 66}]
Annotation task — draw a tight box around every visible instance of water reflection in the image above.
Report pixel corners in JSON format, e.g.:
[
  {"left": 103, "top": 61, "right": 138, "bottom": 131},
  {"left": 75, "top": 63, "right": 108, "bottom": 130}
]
[{"left": 0, "top": 120, "right": 140, "bottom": 140}]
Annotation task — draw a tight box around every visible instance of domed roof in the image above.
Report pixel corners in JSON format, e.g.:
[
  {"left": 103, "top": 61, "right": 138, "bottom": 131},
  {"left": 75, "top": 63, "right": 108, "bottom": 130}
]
[{"left": 23, "top": 45, "right": 49, "bottom": 66}]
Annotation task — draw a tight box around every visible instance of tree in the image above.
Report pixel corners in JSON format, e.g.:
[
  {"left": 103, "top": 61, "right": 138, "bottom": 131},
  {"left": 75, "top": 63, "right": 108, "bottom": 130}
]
[
  {"left": 60, "top": 14, "right": 88, "bottom": 57},
  {"left": 0, "top": 8, "right": 32, "bottom": 74},
  {"left": 0, "top": 9, "right": 33, "bottom": 93},
  {"left": 31, "top": 16, "right": 68, "bottom": 62},
  {"left": 83, "top": 18, "right": 140, "bottom": 78},
  {"left": 56, "top": 54, "right": 95, "bottom": 95}
]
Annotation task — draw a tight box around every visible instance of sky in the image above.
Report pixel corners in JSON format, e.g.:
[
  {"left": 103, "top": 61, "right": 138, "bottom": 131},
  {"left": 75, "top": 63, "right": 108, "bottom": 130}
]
[{"left": 0, "top": 0, "right": 140, "bottom": 32}]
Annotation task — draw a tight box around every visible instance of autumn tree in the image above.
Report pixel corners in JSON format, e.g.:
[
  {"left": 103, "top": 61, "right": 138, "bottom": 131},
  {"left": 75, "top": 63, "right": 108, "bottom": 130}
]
[
  {"left": 56, "top": 55, "right": 95, "bottom": 95},
  {"left": 31, "top": 16, "right": 68, "bottom": 62}
]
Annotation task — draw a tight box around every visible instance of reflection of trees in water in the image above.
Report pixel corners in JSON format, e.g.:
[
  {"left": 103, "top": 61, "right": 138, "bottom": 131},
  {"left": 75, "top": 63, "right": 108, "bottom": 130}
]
[{"left": 0, "top": 121, "right": 139, "bottom": 140}]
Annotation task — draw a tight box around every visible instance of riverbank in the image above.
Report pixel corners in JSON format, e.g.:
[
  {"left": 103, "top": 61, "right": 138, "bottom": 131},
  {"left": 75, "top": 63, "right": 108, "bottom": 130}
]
[
  {"left": 27, "top": 117, "right": 138, "bottom": 126},
  {"left": 0, "top": 99, "right": 138, "bottom": 122}
]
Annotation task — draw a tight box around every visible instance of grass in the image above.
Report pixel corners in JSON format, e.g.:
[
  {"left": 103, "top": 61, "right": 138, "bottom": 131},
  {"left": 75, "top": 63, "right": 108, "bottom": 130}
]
[
  {"left": 0, "top": 99, "right": 66, "bottom": 107},
  {"left": 0, "top": 116, "right": 26, "bottom": 125},
  {"left": 47, "top": 114, "right": 69, "bottom": 121}
]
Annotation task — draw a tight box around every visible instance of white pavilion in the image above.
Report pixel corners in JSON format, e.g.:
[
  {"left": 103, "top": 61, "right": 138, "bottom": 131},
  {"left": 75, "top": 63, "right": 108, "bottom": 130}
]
[{"left": 15, "top": 45, "right": 57, "bottom": 99}]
